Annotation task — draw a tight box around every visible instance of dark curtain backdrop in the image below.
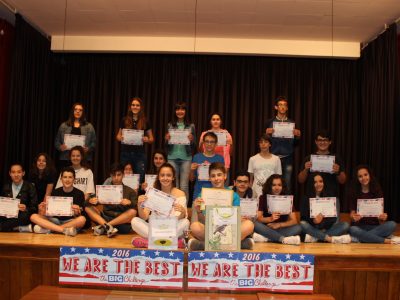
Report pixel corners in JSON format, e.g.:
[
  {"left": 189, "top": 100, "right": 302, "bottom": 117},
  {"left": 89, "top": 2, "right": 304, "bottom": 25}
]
[{"left": 4, "top": 15, "right": 400, "bottom": 220}]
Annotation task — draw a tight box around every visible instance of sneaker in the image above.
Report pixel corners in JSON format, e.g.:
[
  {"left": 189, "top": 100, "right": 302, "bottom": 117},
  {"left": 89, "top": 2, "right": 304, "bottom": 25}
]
[
  {"left": 188, "top": 238, "right": 205, "bottom": 251},
  {"left": 63, "top": 227, "right": 77, "bottom": 237},
  {"left": 132, "top": 237, "right": 148, "bottom": 248},
  {"left": 332, "top": 234, "right": 351, "bottom": 244},
  {"left": 33, "top": 225, "right": 51, "bottom": 234},
  {"left": 105, "top": 224, "right": 118, "bottom": 238},
  {"left": 178, "top": 238, "right": 185, "bottom": 249},
  {"left": 19, "top": 224, "right": 33, "bottom": 233},
  {"left": 241, "top": 238, "right": 255, "bottom": 250},
  {"left": 282, "top": 235, "right": 301, "bottom": 245},
  {"left": 253, "top": 232, "right": 269, "bottom": 243},
  {"left": 92, "top": 224, "right": 106, "bottom": 236},
  {"left": 391, "top": 236, "right": 400, "bottom": 244},
  {"left": 351, "top": 236, "right": 360, "bottom": 243},
  {"left": 304, "top": 234, "right": 318, "bottom": 243}
]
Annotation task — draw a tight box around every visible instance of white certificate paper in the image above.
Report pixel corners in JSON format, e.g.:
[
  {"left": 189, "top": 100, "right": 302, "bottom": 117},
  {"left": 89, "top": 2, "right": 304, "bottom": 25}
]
[
  {"left": 145, "top": 174, "right": 158, "bottom": 189},
  {"left": 310, "top": 155, "right": 335, "bottom": 173},
  {"left": 123, "top": 174, "right": 140, "bottom": 190},
  {"left": 357, "top": 198, "right": 384, "bottom": 217},
  {"left": 309, "top": 197, "right": 337, "bottom": 218},
  {"left": 215, "top": 131, "right": 227, "bottom": 146},
  {"left": 122, "top": 129, "right": 144, "bottom": 145},
  {"left": 168, "top": 129, "right": 190, "bottom": 145},
  {"left": 96, "top": 185, "right": 123, "bottom": 204},
  {"left": 267, "top": 195, "right": 293, "bottom": 215},
  {"left": 46, "top": 196, "right": 73, "bottom": 217},
  {"left": 148, "top": 215, "right": 178, "bottom": 250},
  {"left": 272, "top": 122, "right": 295, "bottom": 138},
  {"left": 201, "top": 188, "right": 233, "bottom": 209},
  {"left": 64, "top": 134, "right": 86, "bottom": 149},
  {"left": 144, "top": 187, "right": 175, "bottom": 216},
  {"left": 0, "top": 197, "right": 20, "bottom": 218},
  {"left": 197, "top": 164, "right": 210, "bottom": 181},
  {"left": 240, "top": 198, "right": 259, "bottom": 218}
]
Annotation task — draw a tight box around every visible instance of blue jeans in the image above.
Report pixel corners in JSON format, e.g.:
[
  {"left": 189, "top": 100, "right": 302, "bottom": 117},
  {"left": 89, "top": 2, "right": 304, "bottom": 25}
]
[
  {"left": 169, "top": 159, "right": 191, "bottom": 201},
  {"left": 254, "top": 221, "right": 302, "bottom": 242},
  {"left": 349, "top": 221, "right": 396, "bottom": 243},
  {"left": 280, "top": 156, "right": 293, "bottom": 192},
  {"left": 121, "top": 151, "right": 146, "bottom": 182},
  {"left": 300, "top": 220, "right": 349, "bottom": 241}
]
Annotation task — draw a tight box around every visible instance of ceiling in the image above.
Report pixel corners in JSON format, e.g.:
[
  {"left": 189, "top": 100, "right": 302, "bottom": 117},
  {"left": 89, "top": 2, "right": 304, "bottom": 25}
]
[{"left": 2, "top": 0, "right": 400, "bottom": 57}]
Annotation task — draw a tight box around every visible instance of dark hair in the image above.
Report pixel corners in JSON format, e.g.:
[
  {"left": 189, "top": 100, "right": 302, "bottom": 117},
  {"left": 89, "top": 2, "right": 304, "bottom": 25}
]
[
  {"left": 259, "top": 133, "right": 272, "bottom": 145},
  {"left": 208, "top": 112, "right": 223, "bottom": 128},
  {"left": 29, "top": 153, "right": 56, "bottom": 180},
  {"left": 234, "top": 170, "right": 250, "bottom": 181},
  {"left": 60, "top": 166, "right": 76, "bottom": 178},
  {"left": 69, "top": 146, "right": 90, "bottom": 169},
  {"left": 314, "top": 130, "right": 331, "bottom": 141},
  {"left": 66, "top": 102, "right": 87, "bottom": 126},
  {"left": 172, "top": 101, "right": 190, "bottom": 126},
  {"left": 123, "top": 97, "right": 147, "bottom": 130},
  {"left": 350, "top": 165, "right": 382, "bottom": 196},
  {"left": 209, "top": 162, "right": 226, "bottom": 175},
  {"left": 9, "top": 162, "right": 24, "bottom": 172},
  {"left": 109, "top": 163, "right": 124, "bottom": 175},
  {"left": 150, "top": 149, "right": 168, "bottom": 174},
  {"left": 154, "top": 163, "right": 176, "bottom": 190},
  {"left": 203, "top": 131, "right": 218, "bottom": 143},
  {"left": 274, "top": 96, "right": 288, "bottom": 106},
  {"left": 262, "top": 174, "right": 288, "bottom": 196},
  {"left": 122, "top": 162, "right": 134, "bottom": 173},
  {"left": 308, "top": 173, "right": 328, "bottom": 197}
]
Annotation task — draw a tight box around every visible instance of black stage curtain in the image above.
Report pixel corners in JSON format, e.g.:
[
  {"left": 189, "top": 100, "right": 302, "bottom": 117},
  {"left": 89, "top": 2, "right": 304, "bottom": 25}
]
[{"left": 5, "top": 16, "right": 400, "bottom": 220}]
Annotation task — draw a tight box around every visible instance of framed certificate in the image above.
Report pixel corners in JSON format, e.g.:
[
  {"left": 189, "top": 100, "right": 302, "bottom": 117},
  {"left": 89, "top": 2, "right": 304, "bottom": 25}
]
[
  {"left": 272, "top": 122, "right": 295, "bottom": 138},
  {"left": 240, "top": 198, "right": 259, "bottom": 218},
  {"left": 201, "top": 188, "right": 233, "bottom": 210},
  {"left": 357, "top": 198, "right": 384, "bottom": 217},
  {"left": 0, "top": 197, "right": 20, "bottom": 218},
  {"left": 205, "top": 206, "right": 241, "bottom": 251},
  {"left": 96, "top": 185, "right": 123, "bottom": 204},
  {"left": 309, "top": 197, "right": 337, "bottom": 218},
  {"left": 168, "top": 129, "right": 190, "bottom": 145},
  {"left": 310, "top": 155, "right": 335, "bottom": 173},
  {"left": 197, "top": 164, "right": 210, "bottom": 181},
  {"left": 215, "top": 131, "right": 227, "bottom": 146},
  {"left": 123, "top": 174, "right": 140, "bottom": 190},
  {"left": 121, "top": 129, "right": 144, "bottom": 145},
  {"left": 144, "top": 187, "right": 175, "bottom": 216},
  {"left": 46, "top": 196, "right": 73, "bottom": 217},
  {"left": 148, "top": 215, "right": 178, "bottom": 250},
  {"left": 64, "top": 134, "right": 86, "bottom": 149},
  {"left": 145, "top": 174, "right": 158, "bottom": 189},
  {"left": 267, "top": 195, "right": 293, "bottom": 215}
]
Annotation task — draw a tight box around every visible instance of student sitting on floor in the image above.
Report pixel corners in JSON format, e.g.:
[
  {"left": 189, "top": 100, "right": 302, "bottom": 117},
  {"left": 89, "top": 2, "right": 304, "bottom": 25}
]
[
  {"left": 232, "top": 170, "right": 254, "bottom": 198},
  {"left": 347, "top": 165, "right": 400, "bottom": 244},
  {"left": 30, "top": 167, "right": 86, "bottom": 236},
  {"left": 189, "top": 162, "right": 255, "bottom": 251},
  {"left": 254, "top": 174, "right": 302, "bottom": 245},
  {"left": 86, "top": 163, "right": 137, "bottom": 238}
]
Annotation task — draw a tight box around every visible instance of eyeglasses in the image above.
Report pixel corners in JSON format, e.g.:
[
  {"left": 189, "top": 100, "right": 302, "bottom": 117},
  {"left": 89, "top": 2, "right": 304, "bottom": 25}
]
[{"left": 204, "top": 140, "right": 216, "bottom": 144}]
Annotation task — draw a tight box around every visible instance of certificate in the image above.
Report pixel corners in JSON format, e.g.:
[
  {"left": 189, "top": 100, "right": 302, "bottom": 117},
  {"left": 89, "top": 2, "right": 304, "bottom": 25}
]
[
  {"left": 309, "top": 197, "right": 337, "bottom": 218},
  {"left": 197, "top": 164, "right": 210, "bottom": 181},
  {"left": 357, "top": 198, "right": 384, "bottom": 217},
  {"left": 144, "top": 187, "right": 175, "bottom": 216},
  {"left": 46, "top": 196, "right": 73, "bottom": 217},
  {"left": 205, "top": 206, "right": 241, "bottom": 251},
  {"left": 168, "top": 129, "right": 190, "bottom": 145},
  {"left": 267, "top": 195, "right": 293, "bottom": 215},
  {"left": 148, "top": 215, "right": 178, "bottom": 250},
  {"left": 240, "top": 198, "right": 259, "bottom": 218},
  {"left": 0, "top": 197, "right": 20, "bottom": 218},
  {"left": 64, "top": 134, "right": 86, "bottom": 149},
  {"left": 215, "top": 131, "right": 227, "bottom": 146},
  {"left": 123, "top": 174, "right": 140, "bottom": 190},
  {"left": 145, "top": 174, "right": 158, "bottom": 189},
  {"left": 96, "top": 185, "right": 123, "bottom": 204},
  {"left": 121, "top": 129, "right": 144, "bottom": 145},
  {"left": 272, "top": 122, "right": 295, "bottom": 138},
  {"left": 310, "top": 155, "right": 335, "bottom": 173},
  {"left": 201, "top": 188, "right": 233, "bottom": 210}
]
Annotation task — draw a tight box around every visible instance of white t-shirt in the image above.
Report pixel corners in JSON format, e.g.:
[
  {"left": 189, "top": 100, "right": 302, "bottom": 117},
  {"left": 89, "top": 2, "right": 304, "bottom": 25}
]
[
  {"left": 56, "top": 168, "right": 95, "bottom": 195},
  {"left": 248, "top": 153, "right": 282, "bottom": 197}
]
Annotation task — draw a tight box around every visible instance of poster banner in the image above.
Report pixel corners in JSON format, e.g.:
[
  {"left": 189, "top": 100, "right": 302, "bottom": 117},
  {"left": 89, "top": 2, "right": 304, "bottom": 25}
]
[
  {"left": 59, "top": 246, "right": 184, "bottom": 289},
  {"left": 188, "top": 251, "right": 314, "bottom": 293}
]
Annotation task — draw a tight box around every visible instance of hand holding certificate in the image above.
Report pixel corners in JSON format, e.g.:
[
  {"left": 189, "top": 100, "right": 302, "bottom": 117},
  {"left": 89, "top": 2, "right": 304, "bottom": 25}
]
[
  {"left": 122, "top": 129, "right": 144, "bottom": 145},
  {"left": 144, "top": 187, "right": 175, "bottom": 216},
  {"left": 357, "top": 198, "right": 384, "bottom": 217},
  {"left": 46, "top": 196, "right": 73, "bottom": 217},
  {"left": 123, "top": 174, "right": 140, "bottom": 190},
  {"left": 64, "top": 134, "right": 86, "bottom": 149},
  {"left": 310, "top": 155, "right": 335, "bottom": 173},
  {"left": 168, "top": 129, "right": 190, "bottom": 145},
  {"left": 267, "top": 195, "right": 293, "bottom": 215},
  {"left": 96, "top": 185, "right": 123, "bottom": 204},
  {"left": 201, "top": 188, "right": 233, "bottom": 210},
  {"left": 272, "top": 122, "right": 295, "bottom": 138},
  {"left": 0, "top": 197, "right": 20, "bottom": 218},
  {"left": 240, "top": 198, "right": 259, "bottom": 218},
  {"left": 309, "top": 197, "right": 337, "bottom": 218}
]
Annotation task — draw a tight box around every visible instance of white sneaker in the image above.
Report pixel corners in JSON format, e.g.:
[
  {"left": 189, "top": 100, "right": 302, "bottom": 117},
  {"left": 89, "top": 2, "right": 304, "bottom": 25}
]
[
  {"left": 391, "top": 236, "right": 400, "bottom": 244},
  {"left": 351, "top": 236, "right": 360, "bottom": 243},
  {"left": 332, "top": 234, "right": 351, "bottom": 244},
  {"left": 282, "top": 235, "right": 301, "bottom": 245},
  {"left": 253, "top": 232, "right": 269, "bottom": 242},
  {"left": 304, "top": 234, "right": 318, "bottom": 243},
  {"left": 19, "top": 224, "right": 33, "bottom": 233},
  {"left": 33, "top": 225, "right": 51, "bottom": 234}
]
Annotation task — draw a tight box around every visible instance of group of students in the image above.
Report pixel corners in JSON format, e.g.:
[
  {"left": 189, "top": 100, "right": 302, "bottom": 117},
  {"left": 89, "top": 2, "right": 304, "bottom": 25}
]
[{"left": 0, "top": 96, "right": 398, "bottom": 251}]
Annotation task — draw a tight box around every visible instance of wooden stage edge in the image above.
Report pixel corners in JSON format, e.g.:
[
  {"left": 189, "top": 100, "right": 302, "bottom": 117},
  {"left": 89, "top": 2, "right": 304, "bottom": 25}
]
[{"left": 0, "top": 232, "right": 400, "bottom": 300}]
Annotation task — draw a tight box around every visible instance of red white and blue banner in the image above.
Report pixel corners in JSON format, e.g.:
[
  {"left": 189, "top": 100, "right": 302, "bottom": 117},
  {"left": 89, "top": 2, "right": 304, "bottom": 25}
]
[
  {"left": 188, "top": 251, "right": 314, "bottom": 293},
  {"left": 59, "top": 246, "right": 184, "bottom": 289}
]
